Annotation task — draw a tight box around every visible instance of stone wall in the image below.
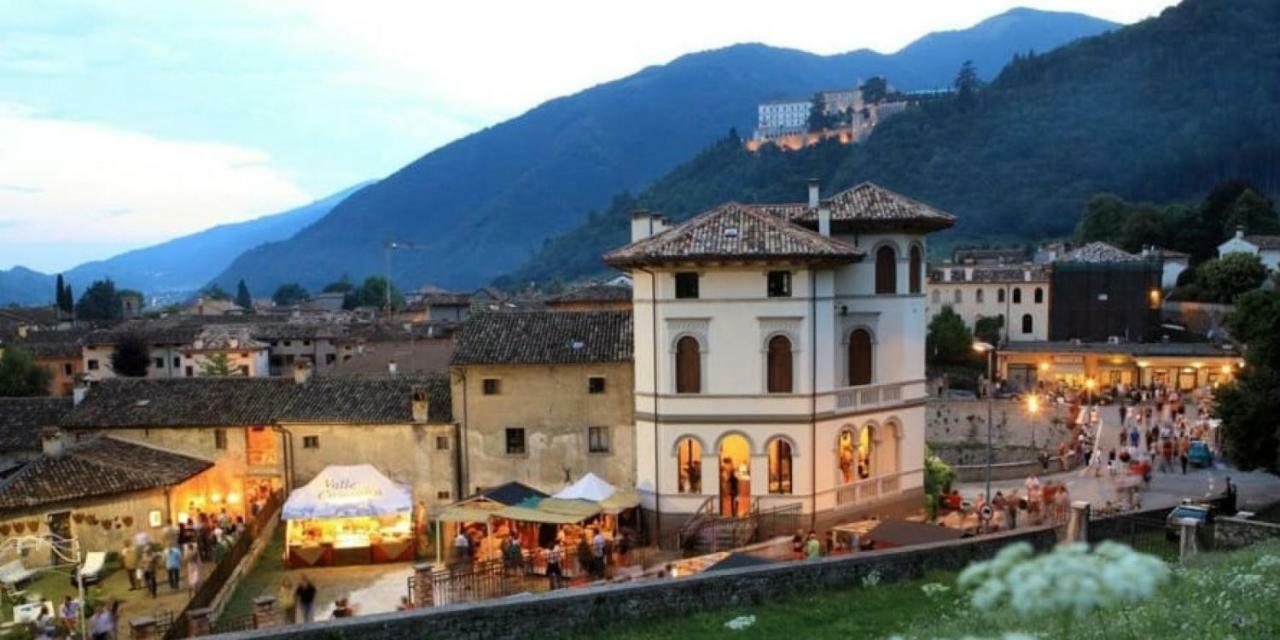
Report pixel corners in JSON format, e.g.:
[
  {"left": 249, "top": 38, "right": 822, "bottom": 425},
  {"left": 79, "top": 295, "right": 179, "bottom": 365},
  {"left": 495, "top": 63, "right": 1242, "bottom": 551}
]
[
  {"left": 950, "top": 457, "right": 1071, "bottom": 483},
  {"left": 210, "top": 526, "right": 1058, "bottom": 640},
  {"left": 1214, "top": 516, "right": 1280, "bottom": 550},
  {"left": 927, "top": 399, "right": 1074, "bottom": 452}
]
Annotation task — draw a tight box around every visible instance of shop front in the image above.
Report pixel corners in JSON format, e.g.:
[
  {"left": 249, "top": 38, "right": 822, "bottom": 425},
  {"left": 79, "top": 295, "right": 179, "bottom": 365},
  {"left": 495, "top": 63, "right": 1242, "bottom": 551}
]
[{"left": 282, "top": 465, "right": 414, "bottom": 568}]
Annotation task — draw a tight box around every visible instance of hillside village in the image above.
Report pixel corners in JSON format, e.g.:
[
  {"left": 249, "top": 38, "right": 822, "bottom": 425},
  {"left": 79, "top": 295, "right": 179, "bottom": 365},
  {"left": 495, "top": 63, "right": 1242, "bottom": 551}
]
[{"left": 3, "top": 1, "right": 1280, "bottom": 639}]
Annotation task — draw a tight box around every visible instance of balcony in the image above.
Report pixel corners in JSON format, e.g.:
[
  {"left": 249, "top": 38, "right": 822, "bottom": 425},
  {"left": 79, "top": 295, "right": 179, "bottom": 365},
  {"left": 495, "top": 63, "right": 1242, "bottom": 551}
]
[{"left": 833, "top": 467, "right": 922, "bottom": 507}]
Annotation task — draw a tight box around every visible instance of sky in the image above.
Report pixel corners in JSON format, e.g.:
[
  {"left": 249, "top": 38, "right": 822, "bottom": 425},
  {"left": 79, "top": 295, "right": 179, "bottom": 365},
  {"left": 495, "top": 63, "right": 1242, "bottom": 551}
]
[{"left": 0, "top": 0, "right": 1176, "bottom": 272}]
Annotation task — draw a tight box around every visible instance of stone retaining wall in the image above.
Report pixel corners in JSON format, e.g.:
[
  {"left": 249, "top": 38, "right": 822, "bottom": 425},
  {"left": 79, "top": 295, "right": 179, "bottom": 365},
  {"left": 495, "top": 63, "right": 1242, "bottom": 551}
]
[
  {"left": 209, "top": 526, "right": 1058, "bottom": 640},
  {"left": 950, "top": 456, "right": 1071, "bottom": 483},
  {"left": 1214, "top": 516, "right": 1280, "bottom": 550}
]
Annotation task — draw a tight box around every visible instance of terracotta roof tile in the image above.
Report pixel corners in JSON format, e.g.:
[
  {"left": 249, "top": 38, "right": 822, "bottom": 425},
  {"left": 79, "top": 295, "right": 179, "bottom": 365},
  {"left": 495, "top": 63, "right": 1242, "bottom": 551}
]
[
  {"left": 0, "top": 398, "right": 73, "bottom": 453},
  {"left": 1056, "top": 242, "right": 1146, "bottom": 264},
  {"left": 604, "top": 203, "right": 861, "bottom": 267},
  {"left": 0, "top": 437, "right": 213, "bottom": 510},
  {"left": 451, "top": 311, "right": 632, "bottom": 366}
]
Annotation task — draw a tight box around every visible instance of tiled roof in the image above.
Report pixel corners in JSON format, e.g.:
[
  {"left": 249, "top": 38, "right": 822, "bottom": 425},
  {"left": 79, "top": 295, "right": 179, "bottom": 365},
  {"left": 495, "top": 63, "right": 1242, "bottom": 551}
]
[
  {"left": 1244, "top": 235, "right": 1280, "bottom": 250},
  {"left": 545, "top": 284, "right": 632, "bottom": 305},
  {"left": 451, "top": 311, "right": 632, "bottom": 366},
  {"left": 280, "top": 374, "right": 451, "bottom": 424},
  {"left": 1056, "top": 242, "right": 1146, "bottom": 264},
  {"left": 331, "top": 340, "right": 455, "bottom": 377},
  {"left": 416, "top": 293, "right": 472, "bottom": 307},
  {"left": 603, "top": 203, "right": 862, "bottom": 267},
  {"left": 0, "top": 437, "right": 213, "bottom": 510},
  {"left": 248, "top": 323, "right": 351, "bottom": 341},
  {"left": 60, "top": 374, "right": 453, "bottom": 429},
  {"left": 84, "top": 323, "right": 203, "bottom": 347},
  {"left": 61, "top": 378, "right": 296, "bottom": 428},
  {"left": 768, "top": 182, "right": 957, "bottom": 233},
  {"left": 0, "top": 398, "right": 73, "bottom": 453},
  {"left": 0, "top": 307, "right": 63, "bottom": 327}
]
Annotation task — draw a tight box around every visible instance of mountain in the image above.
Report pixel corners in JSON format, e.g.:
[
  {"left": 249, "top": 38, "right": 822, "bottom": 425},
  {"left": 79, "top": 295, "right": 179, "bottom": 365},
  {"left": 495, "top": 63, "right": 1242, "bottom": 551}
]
[
  {"left": 210, "top": 8, "right": 1117, "bottom": 294},
  {"left": 501, "top": 0, "right": 1280, "bottom": 286},
  {"left": 0, "top": 183, "right": 369, "bottom": 306}
]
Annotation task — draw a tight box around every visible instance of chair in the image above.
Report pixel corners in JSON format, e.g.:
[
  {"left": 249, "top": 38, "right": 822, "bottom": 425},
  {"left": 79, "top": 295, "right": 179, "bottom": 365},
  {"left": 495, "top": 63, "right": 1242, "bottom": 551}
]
[
  {"left": 0, "top": 560, "right": 35, "bottom": 590},
  {"left": 71, "top": 552, "right": 106, "bottom": 587}
]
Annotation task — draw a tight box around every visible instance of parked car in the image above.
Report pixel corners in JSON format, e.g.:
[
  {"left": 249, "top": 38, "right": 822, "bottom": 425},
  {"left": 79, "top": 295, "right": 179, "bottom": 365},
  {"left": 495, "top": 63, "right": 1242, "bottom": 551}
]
[
  {"left": 944, "top": 389, "right": 977, "bottom": 400},
  {"left": 1187, "top": 440, "right": 1213, "bottom": 467}
]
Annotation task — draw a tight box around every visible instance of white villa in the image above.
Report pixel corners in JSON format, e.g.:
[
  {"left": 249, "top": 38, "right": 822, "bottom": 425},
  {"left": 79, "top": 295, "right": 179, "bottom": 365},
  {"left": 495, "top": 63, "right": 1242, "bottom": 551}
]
[
  {"left": 604, "top": 181, "right": 955, "bottom": 535},
  {"left": 1217, "top": 228, "right": 1280, "bottom": 271}
]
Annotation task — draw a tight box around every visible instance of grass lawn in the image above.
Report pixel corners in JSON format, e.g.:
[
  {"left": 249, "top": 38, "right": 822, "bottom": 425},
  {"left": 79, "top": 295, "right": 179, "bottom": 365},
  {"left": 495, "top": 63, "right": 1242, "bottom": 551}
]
[
  {"left": 216, "top": 526, "right": 286, "bottom": 627},
  {"left": 567, "top": 540, "right": 1280, "bottom": 640}
]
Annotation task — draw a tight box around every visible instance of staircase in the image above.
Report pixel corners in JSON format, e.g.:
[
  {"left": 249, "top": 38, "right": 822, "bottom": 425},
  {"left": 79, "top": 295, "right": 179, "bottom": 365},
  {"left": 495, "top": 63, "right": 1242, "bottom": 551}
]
[{"left": 685, "top": 516, "right": 758, "bottom": 556}]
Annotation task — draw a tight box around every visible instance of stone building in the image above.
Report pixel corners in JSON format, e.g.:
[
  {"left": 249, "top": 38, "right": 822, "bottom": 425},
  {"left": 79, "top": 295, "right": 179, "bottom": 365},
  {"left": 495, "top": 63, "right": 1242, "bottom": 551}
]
[
  {"left": 251, "top": 323, "right": 359, "bottom": 375},
  {"left": 450, "top": 311, "right": 635, "bottom": 496},
  {"left": 59, "top": 372, "right": 456, "bottom": 519},
  {"left": 81, "top": 324, "right": 270, "bottom": 381},
  {"left": 604, "top": 181, "right": 953, "bottom": 537},
  {"left": 926, "top": 263, "right": 1050, "bottom": 342},
  {"left": 0, "top": 397, "right": 72, "bottom": 472},
  {"left": 0, "top": 433, "right": 214, "bottom": 564}
]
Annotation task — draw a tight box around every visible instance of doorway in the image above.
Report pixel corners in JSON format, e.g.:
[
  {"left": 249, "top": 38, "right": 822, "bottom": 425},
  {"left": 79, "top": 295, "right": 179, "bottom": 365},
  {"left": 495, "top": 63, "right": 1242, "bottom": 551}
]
[
  {"left": 48, "top": 511, "right": 71, "bottom": 565},
  {"left": 718, "top": 435, "right": 751, "bottom": 517}
]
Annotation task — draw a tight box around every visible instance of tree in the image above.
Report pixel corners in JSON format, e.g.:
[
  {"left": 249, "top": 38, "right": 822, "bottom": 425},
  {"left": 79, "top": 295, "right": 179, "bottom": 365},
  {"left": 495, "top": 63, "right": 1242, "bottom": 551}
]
[
  {"left": 1215, "top": 289, "right": 1280, "bottom": 473},
  {"left": 235, "top": 279, "right": 254, "bottom": 310},
  {"left": 1117, "top": 205, "right": 1166, "bottom": 253},
  {"left": 109, "top": 332, "right": 151, "bottom": 377},
  {"left": 1074, "top": 194, "right": 1131, "bottom": 243},
  {"left": 860, "top": 76, "right": 888, "bottom": 104},
  {"left": 1194, "top": 254, "right": 1267, "bottom": 303},
  {"left": 54, "top": 274, "right": 71, "bottom": 314},
  {"left": 322, "top": 277, "right": 355, "bottom": 294},
  {"left": 353, "top": 276, "right": 404, "bottom": 311},
  {"left": 63, "top": 284, "right": 73, "bottom": 316},
  {"left": 1223, "top": 189, "right": 1280, "bottom": 236},
  {"left": 927, "top": 306, "right": 974, "bottom": 366},
  {"left": 199, "top": 352, "right": 238, "bottom": 377},
  {"left": 954, "top": 60, "right": 981, "bottom": 107},
  {"left": 76, "top": 279, "right": 121, "bottom": 321},
  {"left": 974, "top": 314, "right": 1004, "bottom": 347},
  {"left": 0, "top": 348, "right": 53, "bottom": 396},
  {"left": 806, "top": 93, "right": 827, "bottom": 132},
  {"left": 271, "top": 283, "right": 311, "bottom": 306}
]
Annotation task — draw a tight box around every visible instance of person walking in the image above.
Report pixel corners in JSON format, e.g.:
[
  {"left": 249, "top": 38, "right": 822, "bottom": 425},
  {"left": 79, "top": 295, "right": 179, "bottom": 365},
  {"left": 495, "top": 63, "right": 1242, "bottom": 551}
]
[
  {"left": 165, "top": 542, "right": 182, "bottom": 591},
  {"left": 804, "top": 530, "right": 821, "bottom": 560},
  {"left": 278, "top": 576, "right": 297, "bottom": 625},
  {"left": 185, "top": 543, "right": 202, "bottom": 597},
  {"left": 545, "top": 541, "right": 564, "bottom": 590},
  {"left": 591, "top": 529, "right": 607, "bottom": 579},
  {"left": 296, "top": 575, "right": 317, "bottom": 623},
  {"left": 121, "top": 542, "right": 138, "bottom": 591},
  {"left": 142, "top": 547, "right": 159, "bottom": 597}
]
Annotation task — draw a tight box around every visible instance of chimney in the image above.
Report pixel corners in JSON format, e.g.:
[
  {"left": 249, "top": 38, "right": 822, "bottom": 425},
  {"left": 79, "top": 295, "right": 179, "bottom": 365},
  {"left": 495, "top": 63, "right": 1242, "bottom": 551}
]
[
  {"left": 411, "top": 387, "right": 430, "bottom": 423},
  {"left": 17, "top": 325, "right": 28, "bottom": 339},
  {"left": 388, "top": 359, "right": 398, "bottom": 376},
  {"left": 292, "top": 360, "right": 313, "bottom": 385},
  {"left": 818, "top": 204, "right": 831, "bottom": 237},
  {"left": 807, "top": 178, "right": 820, "bottom": 209},
  {"left": 41, "top": 427, "right": 66, "bottom": 458},
  {"left": 630, "top": 210, "right": 655, "bottom": 242},
  {"left": 1236, "top": 225, "right": 1245, "bottom": 240}
]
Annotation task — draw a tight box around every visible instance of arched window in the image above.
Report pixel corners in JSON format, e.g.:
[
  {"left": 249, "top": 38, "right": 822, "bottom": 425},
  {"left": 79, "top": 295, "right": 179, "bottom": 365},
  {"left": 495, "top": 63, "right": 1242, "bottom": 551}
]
[
  {"left": 767, "top": 439, "right": 793, "bottom": 494},
  {"left": 838, "top": 429, "right": 856, "bottom": 484},
  {"left": 1012, "top": 287, "right": 1022, "bottom": 304},
  {"left": 847, "top": 329, "right": 873, "bottom": 386},
  {"left": 931, "top": 289, "right": 940, "bottom": 304},
  {"left": 1034, "top": 287, "right": 1044, "bottom": 304},
  {"left": 908, "top": 245, "right": 922, "bottom": 294},
  {"left": 953, "top": 289, "right": 962, "bottom": 304},
  {"left": 1021, "top": 313, "right": 1034, "bottom": 334},
  {"left": 858, "top": 425, "right": 875, "bottom": 479},
  {"left": 976, "top": 288, "right": 984, "bottom": 304},
  {"left": 766, "top": 335, "right": 793, "bottom": 393},
  {"left": 997, "top": 288, "right": 1006, "bottom": 303},
  {"left": 675, "top": 336, "right": 701, "bottom": 394},
  {"left": 676, "top": 437, "right": 702, "bottom": 494},
  {"left": 875, "top": 245, "right": 897, "bottom": 295}
]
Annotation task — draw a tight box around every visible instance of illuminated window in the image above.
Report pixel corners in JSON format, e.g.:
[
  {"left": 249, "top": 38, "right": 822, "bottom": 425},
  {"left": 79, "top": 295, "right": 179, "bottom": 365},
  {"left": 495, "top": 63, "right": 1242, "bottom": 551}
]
[
  {"left": 767, "top": 439, "right": 793, "bottom": 494},
  {"left": 676, "top": 437, "right": 702, "bottom": 494}
]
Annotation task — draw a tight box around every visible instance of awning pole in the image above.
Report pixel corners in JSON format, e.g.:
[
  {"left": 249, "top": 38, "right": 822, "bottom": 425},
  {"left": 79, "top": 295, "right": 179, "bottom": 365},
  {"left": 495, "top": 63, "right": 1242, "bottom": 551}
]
[{"left": 435, "top": 519, "right": 443, "bottom": 568}]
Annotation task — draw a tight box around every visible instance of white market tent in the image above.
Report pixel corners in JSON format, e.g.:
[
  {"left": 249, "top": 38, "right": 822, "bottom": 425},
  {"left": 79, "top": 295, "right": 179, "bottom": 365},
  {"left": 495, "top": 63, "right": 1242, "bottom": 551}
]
[
  {"left": 553, "top": 472, "right": 617, "bottom": 502},
  {"left": 283, "top": 464, "right": 412, "bottom": 520}
]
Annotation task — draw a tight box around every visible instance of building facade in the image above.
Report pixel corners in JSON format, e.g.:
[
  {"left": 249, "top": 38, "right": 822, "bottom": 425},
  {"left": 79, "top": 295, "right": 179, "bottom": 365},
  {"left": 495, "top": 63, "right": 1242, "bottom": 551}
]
[
  {"left": 1217, "top": 229, "right": 1280, "bottom": 271},
  {"left": 1048, "top": 242, "right": 1162, "bottom": 342},
  {"left": 605, "top": 181, "right": 953, "bottom": 537},
  {"left": 450, "top": 311, "right": 635, "bottom": 496},
  {"left": 998, "top": 341, "right": 1243, "bottom": 391},
  {"left": 926, "top": 264, "right": 1050, "bottom": 342},
  {"left": 755, "top": 99, "right": 812, "bottom": 140}
]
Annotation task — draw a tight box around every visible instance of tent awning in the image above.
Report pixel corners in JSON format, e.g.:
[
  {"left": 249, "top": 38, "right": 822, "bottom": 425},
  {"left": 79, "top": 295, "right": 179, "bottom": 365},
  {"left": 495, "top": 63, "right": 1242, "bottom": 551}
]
[
  {"left": 599, "top": 488, "right": 640, "bottom": 514},
  {"left": 283, "top": 464, "right": 412, "bottom": 520}
]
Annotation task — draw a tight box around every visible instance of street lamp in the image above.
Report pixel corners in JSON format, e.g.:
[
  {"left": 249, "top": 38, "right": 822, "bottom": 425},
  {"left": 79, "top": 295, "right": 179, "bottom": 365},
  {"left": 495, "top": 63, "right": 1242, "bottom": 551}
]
[
  {"left": 1027, "top": 394, "right": 1040, "bottom": 448},
  {"left": 972, "top": 341, "right": 997, "bottom": 508}
]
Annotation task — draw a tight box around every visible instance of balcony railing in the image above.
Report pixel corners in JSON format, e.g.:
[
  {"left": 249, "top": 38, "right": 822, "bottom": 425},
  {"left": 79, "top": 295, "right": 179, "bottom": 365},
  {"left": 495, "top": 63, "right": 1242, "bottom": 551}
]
[
  {"left": 833, "top": 467, "right": 919, "bottom": 507},
  {"left": 834, "top": 381, "right": 906, "bottom": 411}
]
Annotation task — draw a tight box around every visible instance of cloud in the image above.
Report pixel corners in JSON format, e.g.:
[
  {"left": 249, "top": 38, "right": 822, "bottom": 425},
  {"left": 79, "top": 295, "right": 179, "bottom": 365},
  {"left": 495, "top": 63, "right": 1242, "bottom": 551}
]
[{"left": 0, "top": 103, "right": 310, "bottom": 271}]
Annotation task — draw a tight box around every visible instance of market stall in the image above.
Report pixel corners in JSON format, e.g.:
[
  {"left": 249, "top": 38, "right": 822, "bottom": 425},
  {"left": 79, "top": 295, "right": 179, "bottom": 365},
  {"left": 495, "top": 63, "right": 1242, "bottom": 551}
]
[{"left": 282, "top": 465, "right": 414, "bottom": 568}]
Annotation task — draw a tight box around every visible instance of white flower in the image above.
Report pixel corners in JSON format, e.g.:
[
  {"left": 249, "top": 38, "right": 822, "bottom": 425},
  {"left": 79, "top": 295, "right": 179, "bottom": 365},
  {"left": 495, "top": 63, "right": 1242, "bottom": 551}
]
[
  {"left": 724, "top": 615, "right": 756, "bottom": 631},
  {"left": 921, "top": 582, "right": 951, "bottom": 597}
]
